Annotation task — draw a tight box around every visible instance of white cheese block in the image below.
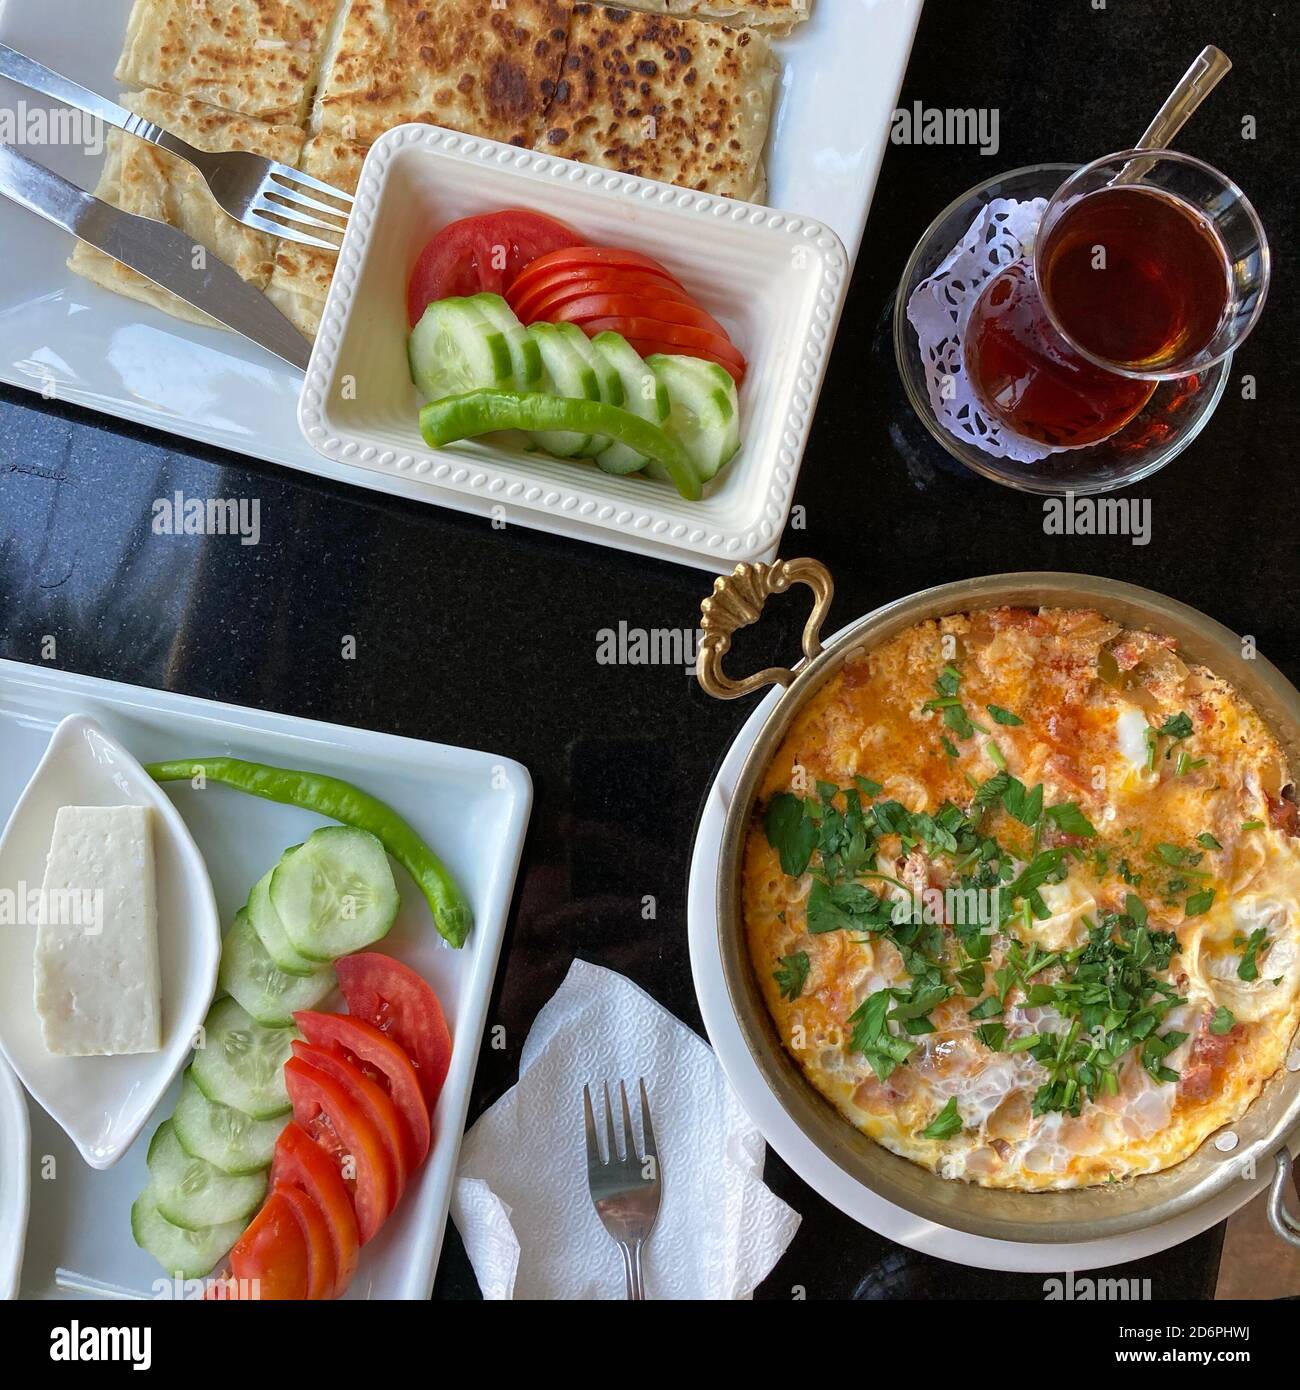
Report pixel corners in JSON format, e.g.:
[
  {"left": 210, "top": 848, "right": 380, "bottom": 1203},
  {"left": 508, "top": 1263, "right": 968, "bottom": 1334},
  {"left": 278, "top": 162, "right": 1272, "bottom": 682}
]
[{"left": 33, "top": 805, "right": 161, "bottom": 1056}]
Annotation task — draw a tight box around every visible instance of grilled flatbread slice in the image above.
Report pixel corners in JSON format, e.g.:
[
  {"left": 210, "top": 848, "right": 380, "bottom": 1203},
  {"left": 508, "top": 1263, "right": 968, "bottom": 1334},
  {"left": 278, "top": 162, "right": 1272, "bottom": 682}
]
[
  {"left": 620, "top": 0, "right": 811, "bottom": 31},
  {"left": 115, "top": 0, "right": 340, "bottom": 124},
  {"left": 68, "top": 90, "right": 305, "bottom": 329},
  {"left": 536, "top": 4, "right": 778, "bottom": 201},
  {"left": 266, "top": 135, "right": 368, "bottom": 339},
  {"left": 311, "top": 0, "right": 570, "bottom": 147}
]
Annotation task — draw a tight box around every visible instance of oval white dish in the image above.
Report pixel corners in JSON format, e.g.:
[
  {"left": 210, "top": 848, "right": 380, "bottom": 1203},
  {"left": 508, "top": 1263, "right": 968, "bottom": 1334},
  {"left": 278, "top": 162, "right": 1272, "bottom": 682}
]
[
  {"left": 0, "top": 1053, "right": 30, "bottom": 1299},
  {"left": 0, "top": 714, "right": 220, "bottom": 1170}
]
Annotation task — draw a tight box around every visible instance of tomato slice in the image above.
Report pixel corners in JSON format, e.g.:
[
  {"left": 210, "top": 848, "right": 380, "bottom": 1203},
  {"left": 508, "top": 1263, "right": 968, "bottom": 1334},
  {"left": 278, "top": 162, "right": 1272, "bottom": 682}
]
[
  {"left": 294, "top": 1011, "right": 430, "bottom": 1170},
  {"left": 276, "top": 1183, "right": 336, "bottom": 1300},
  {"left": 507, "top": 246, "right": 684, "bottom": 306},
  {"left": 407, "top": 210, "right": 581, "bottom": 326},
  {"left": 577, "top": 318, "right": 747, "bottom": 382},
  {"left": 284, "top": 1056, "right": 394, "bottom": 1244},
  {"left": 290, "top": 1040, "right": 408, "bottom": 1201},
  {"left": 229, "top": 1190, "right": 308, "bottom": 1300},
  {"left": 270, "top": 1122, "right": 360, "bottom": 1298},
  {"left": 551, "top": 294, "right": 732, "bottom": 341},
  {"left": 335, "top": 954, "right": 452, "bottom": 1110},
  {"left": 509, "top": 270, "right": 690, "bottom": 324}
]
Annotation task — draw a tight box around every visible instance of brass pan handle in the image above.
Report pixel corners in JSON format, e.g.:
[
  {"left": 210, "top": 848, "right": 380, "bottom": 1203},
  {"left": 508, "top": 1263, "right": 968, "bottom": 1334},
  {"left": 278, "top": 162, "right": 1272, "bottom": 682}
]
[
  {"left": 697, "top": 558, "right": 834, "bottom": 700},
  {"left": 1267, "top": 1146, "right": 1300, "bottom": 1249}
]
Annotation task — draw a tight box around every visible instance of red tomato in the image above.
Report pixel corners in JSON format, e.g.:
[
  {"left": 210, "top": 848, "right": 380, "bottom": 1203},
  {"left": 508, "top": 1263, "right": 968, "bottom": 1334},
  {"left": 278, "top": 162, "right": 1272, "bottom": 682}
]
[
  {"left": 407, "top": 210, "right": 580, "bottom": 326},
  {"left": 335, "top": 954, "right": 453, "bottom": 1110},
  {"left": 270, "top": 1123, "right": 360, "bottom": 1298},
  {"left": 290, "top": 1041, "right": 408, "bottom": 1201},
  {"left": 507, "top": 246, "right": 684, "bottom": 306},
  {"left": 579, "top": 318, "right": 747, "bottom": 382},
  {"left": 552, "top": 295, "right": 732, "bottom": 341},
  {"left": 229, "top": 1191, "right": 308, "bottom": 1300},
  {"left": 284, "top": 1056, "right": 395, "bottom": 1244},
  {"left": 509, "top": 270, "right": 690, "bottom": 324},
  {"left": 276, "top": 1184, "right": 336, "bottom": 1300},
  {"left": 294, "top": 1011, "right": 431, "bottom": 1170}
]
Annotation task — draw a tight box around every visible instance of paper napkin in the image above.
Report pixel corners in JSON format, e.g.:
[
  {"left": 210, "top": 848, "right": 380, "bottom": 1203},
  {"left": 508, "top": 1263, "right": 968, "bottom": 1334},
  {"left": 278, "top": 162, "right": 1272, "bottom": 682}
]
[{"left": 451, "top": 959, "right": 801, "bottom": 1299}]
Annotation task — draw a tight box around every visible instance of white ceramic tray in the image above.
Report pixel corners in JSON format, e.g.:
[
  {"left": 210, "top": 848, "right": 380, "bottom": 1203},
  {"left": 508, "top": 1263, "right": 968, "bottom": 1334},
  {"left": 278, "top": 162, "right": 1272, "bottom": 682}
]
[
  {"left": 686, "top": 624, "right": 1290, "bottom": 1274},
  {"left": 0, "top": 1054, "right": 30, "bottom": 1301},
  {"left": 0, "top": 0, "right": 922, "bottom": 564},
  {"left": 0, "top": 658, "right": 531, "bottom": 1300},
  {"left": 304, "top": 124, "right": 848, "bottom": 568}
]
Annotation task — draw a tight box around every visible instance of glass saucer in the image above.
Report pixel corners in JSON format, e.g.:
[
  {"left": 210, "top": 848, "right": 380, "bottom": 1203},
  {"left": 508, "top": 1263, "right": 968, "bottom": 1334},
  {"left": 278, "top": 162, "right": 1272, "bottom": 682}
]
[{"left": 891, "top": 163, "right": 1230, "bottom": 496}]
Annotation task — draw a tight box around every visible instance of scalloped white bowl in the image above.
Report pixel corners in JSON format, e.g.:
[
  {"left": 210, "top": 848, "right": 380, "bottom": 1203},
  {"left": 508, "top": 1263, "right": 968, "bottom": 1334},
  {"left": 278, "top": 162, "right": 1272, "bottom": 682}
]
[{"left": 298, "top": 124, "right": 851, "bottom": 570}]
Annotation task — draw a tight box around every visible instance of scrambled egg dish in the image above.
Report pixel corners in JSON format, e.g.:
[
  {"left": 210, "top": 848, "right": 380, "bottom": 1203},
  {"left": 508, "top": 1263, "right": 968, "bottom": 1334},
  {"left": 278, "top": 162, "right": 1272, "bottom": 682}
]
[{"left": 743, "top": 607, "right": 1300, "bottom": 1190}]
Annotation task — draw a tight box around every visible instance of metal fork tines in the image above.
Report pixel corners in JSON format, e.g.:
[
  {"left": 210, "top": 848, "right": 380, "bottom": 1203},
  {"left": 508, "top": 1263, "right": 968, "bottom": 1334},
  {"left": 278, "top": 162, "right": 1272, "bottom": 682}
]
[
  {"left": 584, "top": 1079, "right": 662, "bottom": 1300},
  {"left": 0, "top": 42, "right": 352, "bottom": 251}
]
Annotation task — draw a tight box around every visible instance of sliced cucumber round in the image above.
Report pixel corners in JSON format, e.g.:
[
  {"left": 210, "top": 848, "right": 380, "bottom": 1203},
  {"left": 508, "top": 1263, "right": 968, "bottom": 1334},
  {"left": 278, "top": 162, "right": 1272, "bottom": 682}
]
[
  {"left": 148, "top": 1119, "right": 267, "bottom": 1231},
  {"left": 173, "top": 1068, "right": 285, "bottom": 1176},
  {"left": 646, "top": 354, "right": 741, "bottom": 483},
  {"left": 269, "top": 825, "right": 398, "bottom": 963},
  {"left": 468, "top": 293, "right": 542, "bottom": 390},
  {"left": 409, "top": 297, "right": 514, "bottom": 403},
  {"left": 132, "top": 1191, "right": 246, "bottom": 1281},
  {"left": 592, "top": 331, "right": 669, "bottom": 474},
  {"left": 191, "top": 997, "right": 296, "bottom": 1120},
  {"left": 526, "top": 322, "right": 600, "bottom": 457},
  {"left": 552, "top": 322, "right": 625, "bottom": 455},
  {"left": 218, "top": 908, "right": 336, "bottom": 1028},
  {"left": 246, "top": 856, "right": 317, "bottom": 976}
]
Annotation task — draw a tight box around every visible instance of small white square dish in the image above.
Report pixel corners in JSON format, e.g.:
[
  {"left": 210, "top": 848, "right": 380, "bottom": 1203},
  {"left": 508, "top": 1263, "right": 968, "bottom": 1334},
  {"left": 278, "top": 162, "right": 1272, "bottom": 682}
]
[
  {"left": 0, "top": 714, "right": 220, "bottom": 1170},
  {"left": 298, "top": 124, "right": 851, "bottom": 569},
  {"left": 0, "top": 660, "right": 531, "bottom": 1300}
]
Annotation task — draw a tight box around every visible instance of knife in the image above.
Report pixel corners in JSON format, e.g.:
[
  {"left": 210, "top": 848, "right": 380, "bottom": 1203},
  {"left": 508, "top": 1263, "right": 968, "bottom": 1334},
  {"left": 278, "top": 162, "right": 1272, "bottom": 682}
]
[{"left": 0, "top": 143, "right": 311, "bottom": 372}]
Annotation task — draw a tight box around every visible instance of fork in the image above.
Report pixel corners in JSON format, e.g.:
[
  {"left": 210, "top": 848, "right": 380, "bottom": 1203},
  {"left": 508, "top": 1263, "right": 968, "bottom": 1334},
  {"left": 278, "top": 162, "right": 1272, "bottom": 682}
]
[
  {"left": 0, "top": 43, "right": 350, "bottom": 251},
  {"left": 583, "top": 1079, "right": 662, "bottom": 1300}
]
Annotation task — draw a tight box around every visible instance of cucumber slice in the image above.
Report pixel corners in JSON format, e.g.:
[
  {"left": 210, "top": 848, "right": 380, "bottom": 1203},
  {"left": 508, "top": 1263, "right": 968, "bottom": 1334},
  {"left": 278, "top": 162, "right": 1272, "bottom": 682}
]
[
  {"left": 553, "top": 322, "right": 624, "bottom": 455},
  {"left": 148, "top": 1120, "right": 267, "bottom": 1231},
  {"left": 592, "top": 331, "right": 669, "bottom": 474},
  {"left": 468, "top": 293, "right": 542, "bottom": 390},
  {"left": 218, "top": 908, "right": 336, "bottom": 1028},
  {"left": 646, "top": 354, "right": 741, "bottom": 482},
  {"left": 269, "top": 825, "right": 398, "bottom": 963},
  {"left": 173, "top": 1069, "right": 285, "bottom": 1175},
  {"left": 132, "top": 1190, "right": 245, "bottom": 1281},
  {"left": 526, "top": 322, "right": 599, "bottom": 457},
  {"left": 246, "top": 856, "right": 317, "bottom": 976},
  {"left": 191, "top": 997, "right": 296, "bottom": 1120},
  {"left": 408, "top": 297, "right": 514, "bottom": 402}
]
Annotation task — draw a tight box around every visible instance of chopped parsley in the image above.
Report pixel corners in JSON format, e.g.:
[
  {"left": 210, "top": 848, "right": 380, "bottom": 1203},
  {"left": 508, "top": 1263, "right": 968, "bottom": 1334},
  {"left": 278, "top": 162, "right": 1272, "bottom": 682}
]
[
  {"left": 1045, "top": 802, "right": 1098, "bottom": 838},
  {"left": 773, "top": 952, "right": 810, "bottom": 1001},
  {"left": 986, "top": 704, "right": 1023, "bottom": 726},
  {"left": 1209, "top": 1006, "right": 1236, "bottom": 1036},
  {"left": 919, "top": 1096, "right": 964, "bottom": 1140},
  {"left": 1184, "top": 889, "right": 1215, "bottom": 917},
  {"left": 1238, "top": 928, "right": 1269, "bottom": 982},
  {"left": 1196, "top": 832, "right": 1223, "bottom": 852}
]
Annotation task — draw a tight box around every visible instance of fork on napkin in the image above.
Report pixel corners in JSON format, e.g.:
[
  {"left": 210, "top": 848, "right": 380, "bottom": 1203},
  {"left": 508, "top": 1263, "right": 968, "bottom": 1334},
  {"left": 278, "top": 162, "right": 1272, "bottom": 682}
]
[{"left": 451, "top": 959, "right": 800, "bottom": 1300}]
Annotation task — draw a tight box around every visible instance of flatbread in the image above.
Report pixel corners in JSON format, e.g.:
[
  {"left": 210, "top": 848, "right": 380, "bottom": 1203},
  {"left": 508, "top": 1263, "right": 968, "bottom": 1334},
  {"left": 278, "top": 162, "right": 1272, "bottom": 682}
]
[
  {"left": 68, "top": 90, "right": 305, "bottom": 329},
  {"left": 621, "top": 0, "right": 811, "bottom": 31},
  {"left": 116, "top": 0, "right": 340, "bottom": 123},
  {"left": 535, "top": 4, "right": 777, "bottom": 201},
  {"left": 265, "top": 135, "right": 367, "bottom": 338},
  {"left": 312, "top": 0, "right": 570, "bottom": 147}
]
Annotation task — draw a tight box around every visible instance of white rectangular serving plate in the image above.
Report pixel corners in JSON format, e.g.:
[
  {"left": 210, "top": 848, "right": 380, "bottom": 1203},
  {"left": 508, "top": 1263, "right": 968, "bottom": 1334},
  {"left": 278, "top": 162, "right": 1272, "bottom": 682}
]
[
  {"left": 0, "top": 0, "right": 922, "bottom": 562},
  {"left": 0, "top": 658, "right": 532, "bottom": 1301},
  {"left": 303, "top": 124, "right": 849, "bottom": 567}
]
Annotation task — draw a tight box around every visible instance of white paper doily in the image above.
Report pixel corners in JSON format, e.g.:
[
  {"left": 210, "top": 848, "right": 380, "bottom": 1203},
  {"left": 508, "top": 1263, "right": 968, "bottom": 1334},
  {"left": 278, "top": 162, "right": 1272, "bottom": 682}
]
[{"left": 906, "top": 197, "right": 1069, "bottom": 464}]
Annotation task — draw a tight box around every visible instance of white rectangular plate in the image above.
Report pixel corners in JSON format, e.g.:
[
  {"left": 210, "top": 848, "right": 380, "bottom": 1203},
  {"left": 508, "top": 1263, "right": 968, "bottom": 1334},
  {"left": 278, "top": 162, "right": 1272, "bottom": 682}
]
[
  {"left": 0, "top": 658, "right": 532, "bottom": 1301},
  {"left": 0, "top": 0, "right": 920, "bottom": 545},
  {"left": 304, "top": 124, "right": 849, "bottom": 567}
]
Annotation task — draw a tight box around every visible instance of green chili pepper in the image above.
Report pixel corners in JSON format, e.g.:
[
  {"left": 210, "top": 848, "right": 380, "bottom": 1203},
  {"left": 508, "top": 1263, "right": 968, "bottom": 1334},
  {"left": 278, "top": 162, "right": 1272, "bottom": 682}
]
[
  {"left": 145, "top": 757, "right": 472, "bottom": 948},
  {"left": 418, "top": 389, "right": 703, "bottom": 502}
]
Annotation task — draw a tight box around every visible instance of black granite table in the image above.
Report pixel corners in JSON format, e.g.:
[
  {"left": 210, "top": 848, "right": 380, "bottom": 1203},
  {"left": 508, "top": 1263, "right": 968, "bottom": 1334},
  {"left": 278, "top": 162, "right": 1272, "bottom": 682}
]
[{"left": 1, "top": 0, "right": 1295, "bottom": 1300}]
